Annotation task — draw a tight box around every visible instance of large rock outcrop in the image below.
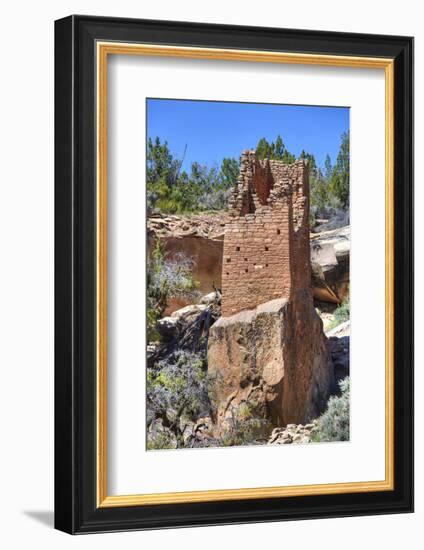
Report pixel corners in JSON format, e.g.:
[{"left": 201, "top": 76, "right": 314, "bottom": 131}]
[
  {"left": 208, "top": 291, "right": 334, "bottom": 430},
  {"left": 311, "top": 226, "right": 350, "bottom": 304}
]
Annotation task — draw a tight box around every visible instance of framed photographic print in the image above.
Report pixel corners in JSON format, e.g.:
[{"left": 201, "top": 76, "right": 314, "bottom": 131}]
[{"left": 54, "top": 15, "right": 414, "bottom": 534}]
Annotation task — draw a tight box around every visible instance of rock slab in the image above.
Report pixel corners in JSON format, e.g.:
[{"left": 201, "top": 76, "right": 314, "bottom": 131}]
[{"left": 207, "top": 291, "right": 334, "bottom": 431}]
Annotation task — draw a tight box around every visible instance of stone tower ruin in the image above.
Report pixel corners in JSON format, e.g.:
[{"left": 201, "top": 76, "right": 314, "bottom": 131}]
[
  {"left": 221, "top": 150, "right": 311, "bottom": 316},
  {"left": 208, "top": 150, "right": 334, "bottom": 433}
]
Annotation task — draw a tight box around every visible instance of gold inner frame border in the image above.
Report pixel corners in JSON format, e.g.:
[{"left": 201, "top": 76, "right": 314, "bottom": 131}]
[{"left": 96, "top": 41, "right": 394, "bottom": 508}]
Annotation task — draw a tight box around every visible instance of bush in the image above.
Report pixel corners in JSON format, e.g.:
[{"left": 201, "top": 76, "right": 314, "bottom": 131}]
[
  {"left": 312, "top": 377, "right": 350, "bottom": 442},
  {"left": 218, "top": 401, "right": 271, "bottom": 447},
  {"left": 327, "top": 297, "right": 350, "bottom": 330},
  {"left": 147, "top": 241, "right": 199, "bottom": 341},
  {"left": 198, "top": 187, "right": 232, "bottom": 211},
  {"left": 146, "top": 422, "right": 177, "bottom": 450},
  {"left": 146, "top": 349, "right": 212, "bottom": 448}
]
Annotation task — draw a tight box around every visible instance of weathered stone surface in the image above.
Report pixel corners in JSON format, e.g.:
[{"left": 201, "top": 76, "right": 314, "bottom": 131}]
[
  {"left": 310, "top": 226, "right": 350, "bottom": 303},
  {"left": 208, "top": 292, "right": 334, "bottom": 430},
  {"left": 268, "top": 420, "right": 319, "bottom": 445},
  {"left": 326, "top": 320, "right": 350, "bottom": 385},
  {"left": 156, "top": 316, "right": 182, "bottom": 342},
  {"left": 170, "top": 303, "right": 207, "bottom": 320},
  {"left": 200, "top": 291, "right": 221, "bottom": 305},
  {"left": 156, "top": 302, "right": 211, "bottom": 343}
]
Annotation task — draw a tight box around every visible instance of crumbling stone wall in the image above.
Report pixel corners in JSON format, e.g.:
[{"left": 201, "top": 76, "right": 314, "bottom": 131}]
[{"left": 221, "top": 150, "right": 310, "bottom": 317}]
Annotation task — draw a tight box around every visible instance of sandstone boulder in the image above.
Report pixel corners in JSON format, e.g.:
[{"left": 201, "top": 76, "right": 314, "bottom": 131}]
[
  {"left": 156, "top": 302, "right": 213, "bottom": 344},
  {"left": 207, "top": 291, "right": 334, "bottom": 432},
  {"left": 156, "top": 316, "right": 182, "bottom": 342},
  {"left": 170, "top": 303, "right": 208, "bottom": 321},
  {"left": 326, "top": 320, "right": 350, "bottom": 385},
  {"left": 310, "top": 226, "right": 350, "bottom": 303},
  {"left": 156, "top": 304, "right": 206, "bottom": 342}
]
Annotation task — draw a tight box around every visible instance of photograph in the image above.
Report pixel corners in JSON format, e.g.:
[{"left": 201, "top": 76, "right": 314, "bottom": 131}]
[
  {"left": 146, "top": 98, "right": 351, "bottom": 450},
  {"left": 51, "top": 12, "right": 413, "bottom": 535}
]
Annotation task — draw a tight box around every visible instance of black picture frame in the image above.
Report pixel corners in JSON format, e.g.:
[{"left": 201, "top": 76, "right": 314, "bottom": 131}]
[{"left": 55, "top": 14, "right": 414, "bottom": 534}]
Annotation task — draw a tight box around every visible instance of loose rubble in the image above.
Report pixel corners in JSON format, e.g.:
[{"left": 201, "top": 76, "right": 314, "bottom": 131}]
[{"left": 268, "top": 420, "right": 319, "bottom": 445}]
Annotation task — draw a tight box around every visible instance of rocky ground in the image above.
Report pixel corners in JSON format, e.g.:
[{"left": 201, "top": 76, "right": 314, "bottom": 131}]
[
  {"left": 268, "top": 421, "right": 319, "bottom": 445},
  {"left": 148, "top": 211, "right": 230, "bottom": 240}
]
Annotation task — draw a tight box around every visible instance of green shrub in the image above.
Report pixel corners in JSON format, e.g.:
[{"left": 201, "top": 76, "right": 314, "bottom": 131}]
[
  {"left": 146, "top": 349, "right": 212, "bottom": 448},
  {"left": 218, "top": 401, "right": 271, "bottom": 447},
  {"left": 327, "top": 297, "right": 350, "bottom": 330},
  {"left": 312, "top": 377, "right": 350, "bottom": 442},
  {"left": 147, "top": 424, "right": 176, "bottom": 450},
  {"left": 147, "top": 241, "right": 198, "bottom": 341}
]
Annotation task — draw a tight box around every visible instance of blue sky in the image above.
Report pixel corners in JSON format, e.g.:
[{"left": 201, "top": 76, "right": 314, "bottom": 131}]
[{"left": 147, "top": 98, "right": 349, "bottom": 172}]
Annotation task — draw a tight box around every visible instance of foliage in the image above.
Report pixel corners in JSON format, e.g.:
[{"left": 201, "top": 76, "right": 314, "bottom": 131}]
[
  {"left": 327, "top": 296, "right": 350, "bottom": 331},
  {"left": 299, "top": 149, "right": 317, "bottom": 173},
  {"left": 328, "top": 131, "right": 350, "bottom": 208},
  {"left": 146, "top": 424, "right": 176, "bottom": 450},
  {"left": 147, "top": 351, "right": 272, "bottom": 449},
  {"left": 312, "top": 377, "right": 350, "bottom": 442},
  {"left": 220, "top": 157, "right": 240, "bottom": 188},
  {"left": 256, "top": 135, "right": 296, "bottom": 163},
  {"left": 255, "top": 134, "right": 350, "bottom": 223},
  {"left": 218, "top": 401, "right": 272, "bottom": 447},
  {"left": 147, "top": 240, "right": 198, "bottom": 341},
  {"left": 147, "top": 137, "right": 239, "bottom": 213},
  {"left": 147, "top": 132, "right": 349, "bottom": 216},
  {"left": 310, "top": 170, "right": 333, "bottom": 213},
  {"left": 146, "top": 349, "right": 212, "bottom": 447}
]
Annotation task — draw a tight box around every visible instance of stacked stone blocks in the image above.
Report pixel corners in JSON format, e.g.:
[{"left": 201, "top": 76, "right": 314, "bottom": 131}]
[{"left": 222, "top": 150, "right": 310, "bottom": 317}]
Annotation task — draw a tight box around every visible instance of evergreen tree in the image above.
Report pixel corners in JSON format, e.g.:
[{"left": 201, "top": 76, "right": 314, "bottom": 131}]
[
  {"left": 256, "top": 135, "right": 295, "bottom": 162},
  {"left": 324, "top": 154, "right": 332, "bottom": 180},
  {"left": 299, "top": 150, "right": 317, "bottom": 174},
  {"left": 220, "top": 157, "right": 239, "bottom": 189},
  {"left": 282, "top": 150, "right": 296, "bottom": 163},
  {"left": 147, "top": 137, "right": 178, "bottom": 187},
  {"left": 329, "top": 132, "right": 350, "bottom": 208},
  {"left": 256, "top": 137, "right": 272, "bottom": 159},
  {"left": 274, "top": 135, "right": 285, "bottom": 159},
  {"left": 147, "top": 137, "right": 239, "bottom": 213}
]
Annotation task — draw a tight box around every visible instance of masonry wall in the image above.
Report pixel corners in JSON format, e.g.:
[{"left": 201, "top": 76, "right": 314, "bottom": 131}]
[{"left": 221, "top": 151, "right": 310, "bottom": 317}]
